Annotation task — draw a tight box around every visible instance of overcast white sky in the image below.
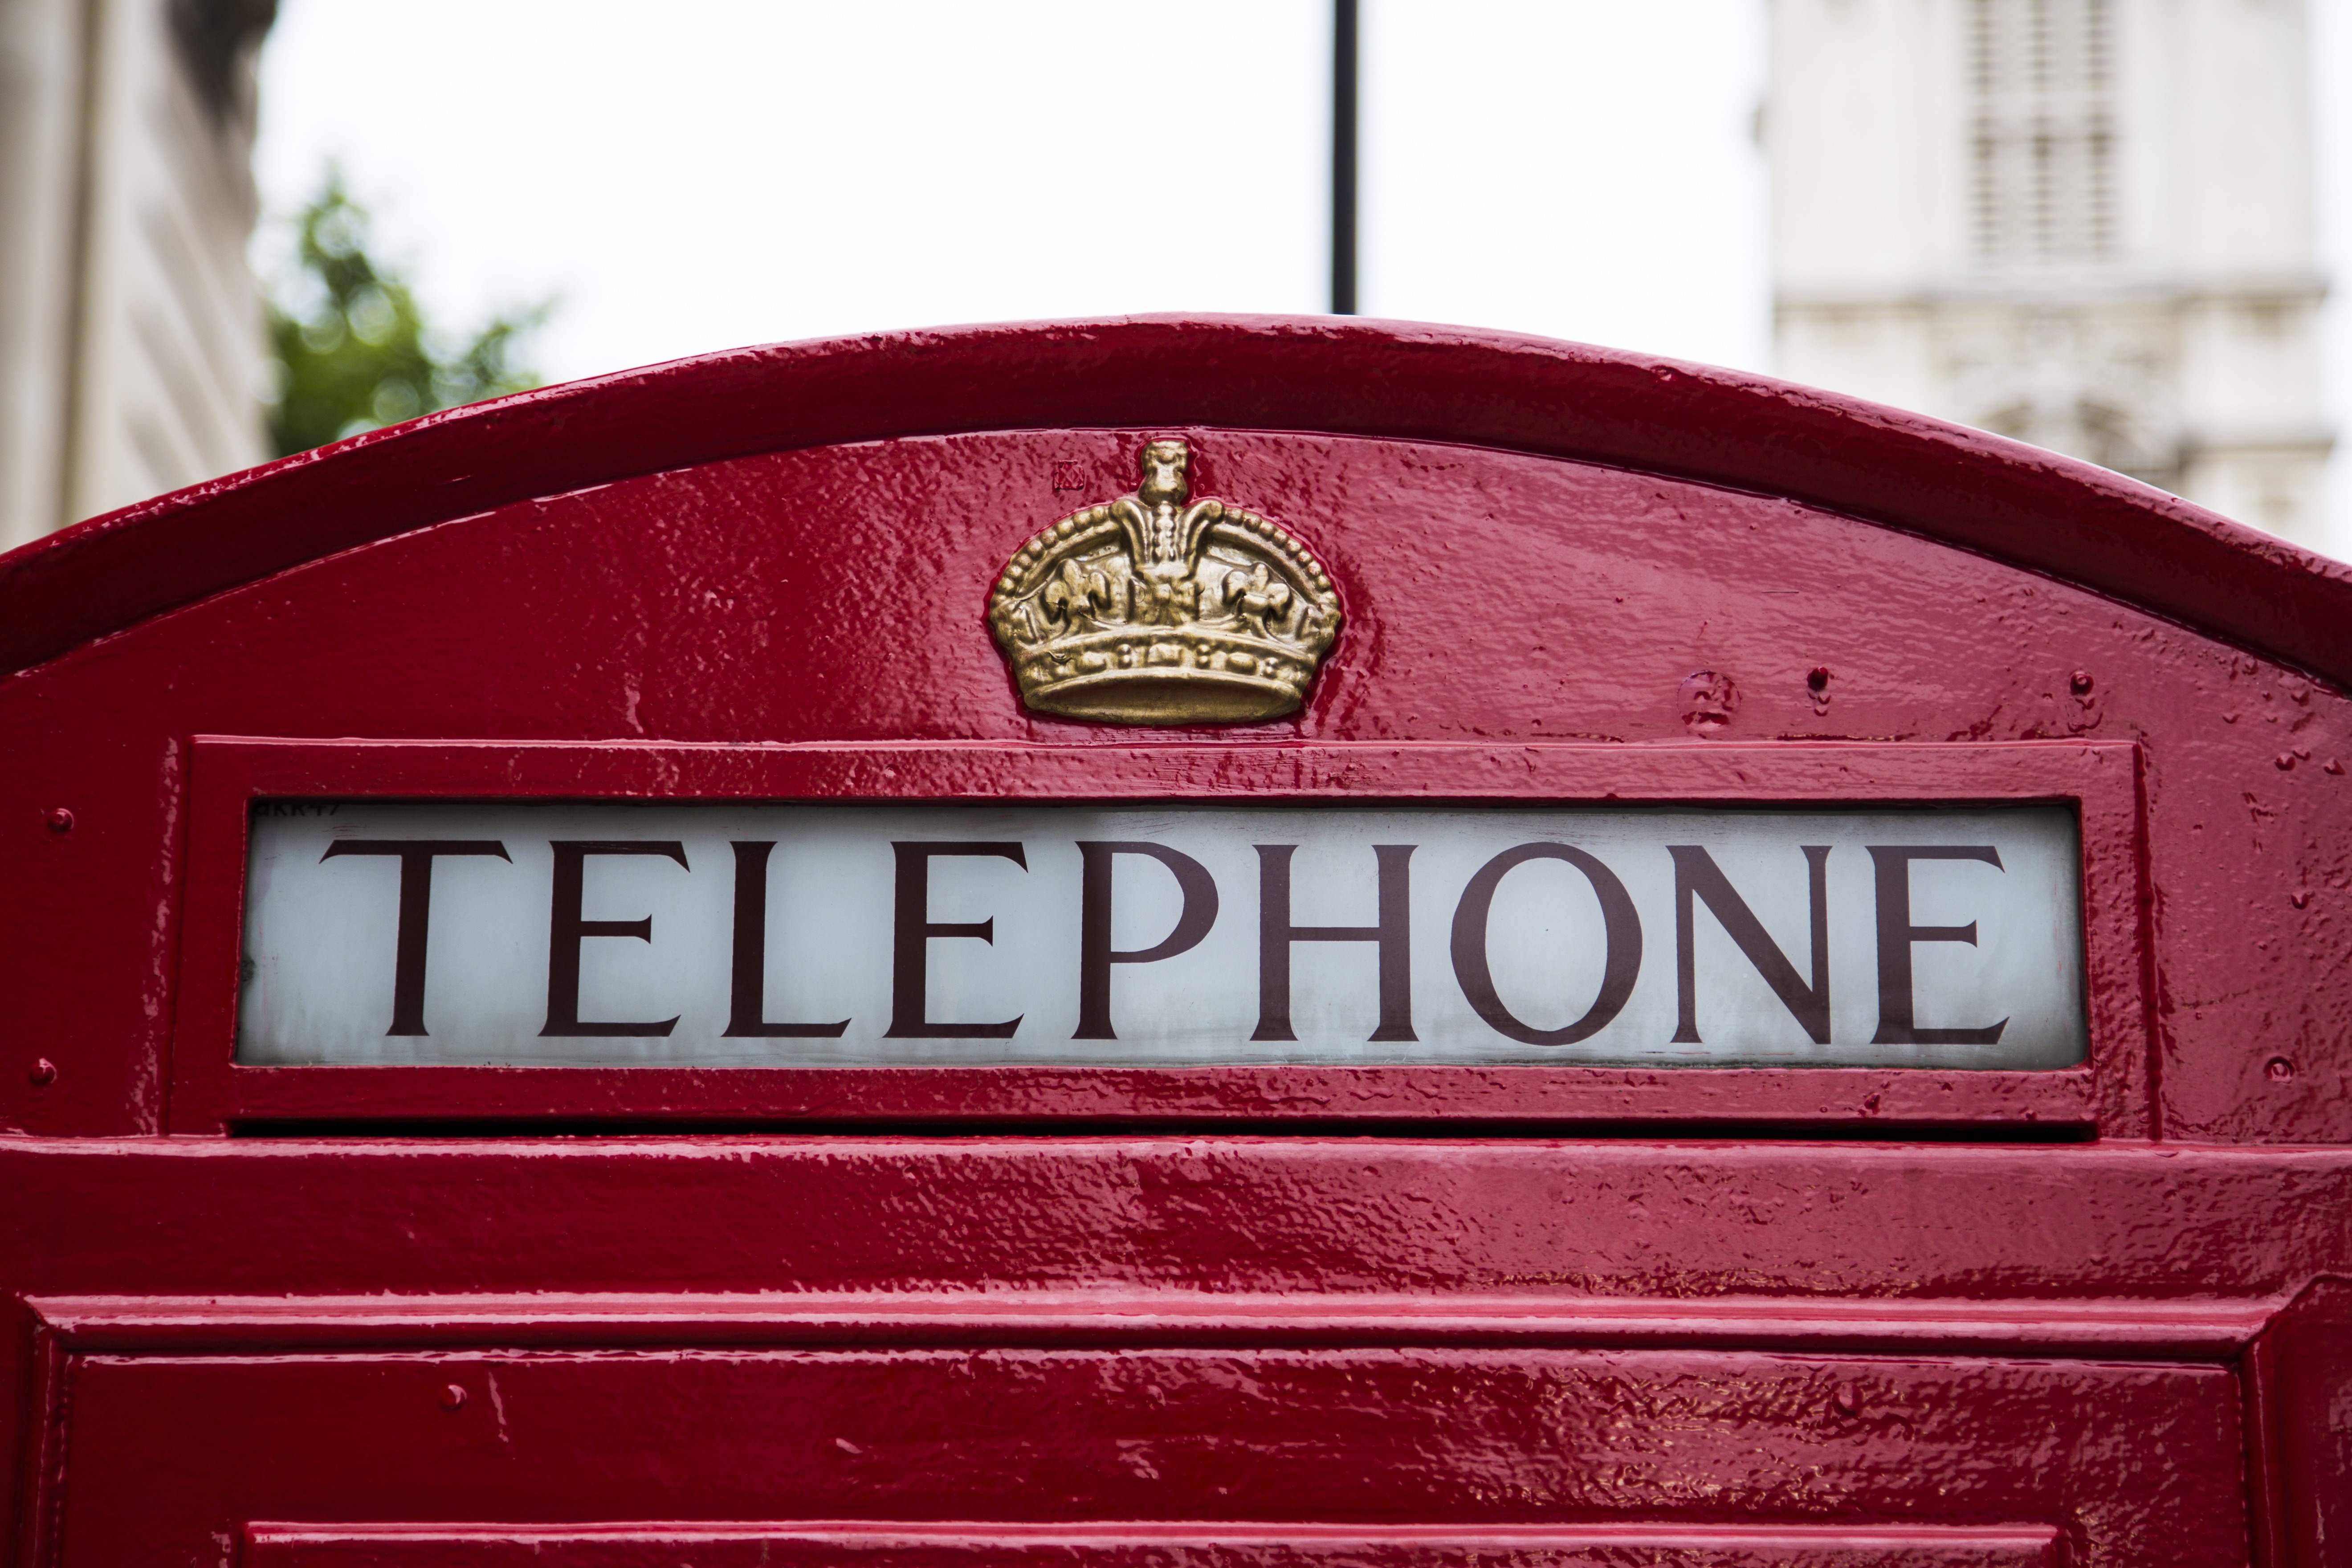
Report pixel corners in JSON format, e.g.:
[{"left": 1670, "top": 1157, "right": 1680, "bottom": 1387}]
[{"left": 255, "top": 0, "right": 2349, "bottom": 553}]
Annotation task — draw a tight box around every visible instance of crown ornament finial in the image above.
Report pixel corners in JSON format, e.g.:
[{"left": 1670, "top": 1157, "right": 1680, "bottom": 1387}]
[{"left": 988, "top": 440, "right": 1342, "bottom": 725}]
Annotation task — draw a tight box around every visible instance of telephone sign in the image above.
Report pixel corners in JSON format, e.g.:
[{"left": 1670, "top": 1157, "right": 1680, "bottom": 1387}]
[{"left": 239, "top": 801, "right": 2086, "bottom": 1070}]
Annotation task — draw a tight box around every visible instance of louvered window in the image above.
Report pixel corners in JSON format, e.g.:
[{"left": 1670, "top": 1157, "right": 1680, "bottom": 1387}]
[{"left": 1968, "top": 0, "right": 2116, "bottom": 264}]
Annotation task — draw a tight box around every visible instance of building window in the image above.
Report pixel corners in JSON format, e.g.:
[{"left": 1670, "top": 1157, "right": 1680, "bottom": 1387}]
[{"left": 1969, "top": 0, "right": 2116, "bottom": 265}]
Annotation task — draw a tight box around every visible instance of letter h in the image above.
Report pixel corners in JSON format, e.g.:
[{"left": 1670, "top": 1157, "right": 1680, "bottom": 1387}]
[{"left": 1251, "top": 843, "right": 1416, "bottom": 1042}]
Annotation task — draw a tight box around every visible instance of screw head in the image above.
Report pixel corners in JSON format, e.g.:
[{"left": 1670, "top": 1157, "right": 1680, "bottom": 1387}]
[
  {"left": 2069, "top": 671, "right": 2095, "bottom": 696},
  {"left": 440, "top": 1383, "right": 468, "bottom": 1411},
  {"left": 1807, "top": 667, "right": 1831, "bottom": 693},
  {"left": 43, "top": 808, "right": 73, "bottom": 834},
  {"left": 27, "top": 1059, "right": 56, "bottom": 1087},
  {"left": 2266, "top": 1057, "right": 2296, "bottom": 1083}
]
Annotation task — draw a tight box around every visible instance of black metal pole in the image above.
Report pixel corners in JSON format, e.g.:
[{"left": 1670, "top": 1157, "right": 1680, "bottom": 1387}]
[{"left": 1331, "top": 0, "right": 1357, "bottom": 315}]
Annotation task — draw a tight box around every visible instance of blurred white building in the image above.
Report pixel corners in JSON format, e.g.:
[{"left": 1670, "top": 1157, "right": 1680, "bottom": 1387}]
[
  {"left": 0, "top": 0, "right": 272, "bottom": 552},
  {"left": 1767, "top": 0, "right": 2331, "bottom": 544}
]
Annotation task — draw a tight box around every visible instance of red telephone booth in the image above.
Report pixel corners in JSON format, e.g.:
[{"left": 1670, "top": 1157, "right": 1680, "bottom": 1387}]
[{"left": 2, "top": 317, "right": 2348, "bottom": 1566}]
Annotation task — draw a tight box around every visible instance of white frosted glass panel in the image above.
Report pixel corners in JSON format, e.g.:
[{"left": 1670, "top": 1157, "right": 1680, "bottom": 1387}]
[{"left": 237, "top": 802, "right": 2085, "bottom": 1070}]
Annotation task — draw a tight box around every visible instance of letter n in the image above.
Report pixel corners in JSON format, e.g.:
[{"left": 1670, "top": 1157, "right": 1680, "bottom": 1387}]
[{"left": 1669, "top": 845, "right": 1832, "bottom": 1044}]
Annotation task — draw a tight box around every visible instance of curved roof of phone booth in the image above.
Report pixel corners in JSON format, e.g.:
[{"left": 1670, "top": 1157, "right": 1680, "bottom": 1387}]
[{"left": 0, "top": 314, "right": 2344, "bottom": 689}]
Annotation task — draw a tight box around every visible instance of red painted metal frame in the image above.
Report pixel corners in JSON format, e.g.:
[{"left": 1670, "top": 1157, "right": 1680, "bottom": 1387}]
[
  {"left": 6, "top": 1270, "right": 2251, "bottom": 1564},
  {"left": 5, "top": 1282, "right": 2247, "bottom": 1565},
  {"left": 168, "top": 735, "right": 2146, "bottom": 1136},
  {"left": 13, "top": 1134, "right": 2334, "bottom": 1565},
  {"left": 0, "top": 314, "right": 2339, "bottom": 1565}
]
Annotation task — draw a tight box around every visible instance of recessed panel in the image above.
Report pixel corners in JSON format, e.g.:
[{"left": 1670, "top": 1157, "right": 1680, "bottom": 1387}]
[{"left": 47, "top": 1343, "right": 2240, "bottom": 1564}]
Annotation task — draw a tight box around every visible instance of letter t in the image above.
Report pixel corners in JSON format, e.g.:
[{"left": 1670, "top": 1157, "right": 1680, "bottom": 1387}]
[{"left": 319, "top": 839, "right": 512, "bottom": 1036}]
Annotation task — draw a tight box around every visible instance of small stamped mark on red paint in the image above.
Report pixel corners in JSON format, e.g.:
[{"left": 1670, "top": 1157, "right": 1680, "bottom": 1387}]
[
  {"left": 1052, "top": 461, "right": 1088, "bottom": 493},
  {"left": 1679, "top": 671, "right": 1738, "bottom": 735}
]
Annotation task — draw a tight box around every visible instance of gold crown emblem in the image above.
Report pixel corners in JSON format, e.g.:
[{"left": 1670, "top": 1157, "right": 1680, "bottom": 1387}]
[{"left": 988, "top": 440, "right": 1342, "bottom": 725}]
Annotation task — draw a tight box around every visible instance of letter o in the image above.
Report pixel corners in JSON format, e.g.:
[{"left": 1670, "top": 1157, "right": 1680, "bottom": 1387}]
[{"left": 1450, "top": 843, "right": 1643, "bottom": 1046}]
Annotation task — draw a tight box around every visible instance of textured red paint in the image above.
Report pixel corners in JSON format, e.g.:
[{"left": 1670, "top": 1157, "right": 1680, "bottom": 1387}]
[{"left": 0, "top": 319, "right": 2346, "bottom": 1562}]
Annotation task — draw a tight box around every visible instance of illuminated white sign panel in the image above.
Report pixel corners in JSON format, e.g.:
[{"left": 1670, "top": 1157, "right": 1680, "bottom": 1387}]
[{"left": 238, "top": 803, "right": 2086, "bottom": 1070}]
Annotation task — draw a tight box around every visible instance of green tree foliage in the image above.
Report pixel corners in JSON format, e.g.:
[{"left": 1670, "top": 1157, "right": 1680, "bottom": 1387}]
[{"left": 265, "top": 171, "right": 550, "bottom": 457}]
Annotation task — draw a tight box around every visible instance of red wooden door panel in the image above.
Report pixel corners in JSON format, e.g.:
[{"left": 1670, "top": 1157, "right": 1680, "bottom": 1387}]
[
  {"left": 240, "top": 1522, "right": 2067, "bottom": 1568},
  {"left": 49, "top": 1347, "right": 2237, "bottom": 1565}
]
